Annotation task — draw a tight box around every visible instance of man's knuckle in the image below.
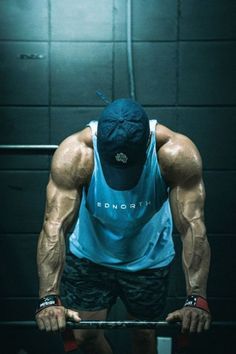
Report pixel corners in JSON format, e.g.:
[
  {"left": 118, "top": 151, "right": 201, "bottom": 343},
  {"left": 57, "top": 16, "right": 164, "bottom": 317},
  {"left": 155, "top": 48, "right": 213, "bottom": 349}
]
[
  {"left": 185, "top": 310, "right": 192, "bottom": 318},
  {"left": 58, "top": 307, "right": 65, "bottom": 314},
  {"left": 192, "top": 312, "right": 199, "bottom": 319},
  {"left": 37, "top": 313, "right": 45, "bottom": 320},
  {"left": 56, "top": 309, "right": 65, "bottom": 318}
]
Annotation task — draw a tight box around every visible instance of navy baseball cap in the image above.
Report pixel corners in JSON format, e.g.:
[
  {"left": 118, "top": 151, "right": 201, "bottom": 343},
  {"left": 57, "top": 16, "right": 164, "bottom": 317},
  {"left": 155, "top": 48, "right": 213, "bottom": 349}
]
[{"left": 97, "top": 98, "right": 150, "bottom": 190}]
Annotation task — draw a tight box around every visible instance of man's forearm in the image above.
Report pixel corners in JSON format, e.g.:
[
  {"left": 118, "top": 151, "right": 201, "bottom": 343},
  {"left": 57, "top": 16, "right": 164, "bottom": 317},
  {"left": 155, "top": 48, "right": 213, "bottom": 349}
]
[
  {"left": 37, "top": 225, "right": 66, "bottom": 298},
  {"left": 181, "top": 221, "right": 211, "bottom": 297}
]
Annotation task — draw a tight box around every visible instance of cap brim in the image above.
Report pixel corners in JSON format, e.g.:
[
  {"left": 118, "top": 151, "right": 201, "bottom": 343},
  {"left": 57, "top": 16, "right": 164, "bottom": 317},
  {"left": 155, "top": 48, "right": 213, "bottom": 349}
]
[{"left": 100, "top": 158, "right": 145, "bottom": 190}]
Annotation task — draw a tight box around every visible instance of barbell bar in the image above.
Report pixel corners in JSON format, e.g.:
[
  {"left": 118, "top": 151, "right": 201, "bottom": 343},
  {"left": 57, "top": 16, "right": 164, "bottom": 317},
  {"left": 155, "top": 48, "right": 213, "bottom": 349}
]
[{"left": 0, "top": 320, "right": 235, "bottom": 331}]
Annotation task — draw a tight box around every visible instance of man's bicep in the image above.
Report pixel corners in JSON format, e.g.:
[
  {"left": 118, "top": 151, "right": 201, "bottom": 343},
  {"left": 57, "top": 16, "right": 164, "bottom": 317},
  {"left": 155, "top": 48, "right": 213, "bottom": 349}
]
[{"left": 169, "top": 179, "right": 206, "bottom": 236}]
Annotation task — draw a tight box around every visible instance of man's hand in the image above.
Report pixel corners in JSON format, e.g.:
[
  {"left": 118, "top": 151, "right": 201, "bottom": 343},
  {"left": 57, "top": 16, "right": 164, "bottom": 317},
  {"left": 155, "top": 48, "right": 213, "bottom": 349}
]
[
  {"left": 166, "top": 307, "right": 211, "bottom": 333},
  {"left": 36, "top": 306, "right": 81, "bottom": 332}
]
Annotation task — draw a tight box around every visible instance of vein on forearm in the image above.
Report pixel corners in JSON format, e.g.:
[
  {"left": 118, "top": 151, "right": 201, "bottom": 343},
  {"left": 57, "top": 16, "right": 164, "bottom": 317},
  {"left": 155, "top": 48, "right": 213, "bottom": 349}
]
[
  {"left": 37, "top": 225, "right": 66, "bottom": 296},
  {"left": 173, "top": 187, "right": 210, "bottom": 296},
  {"left": 37, "top": 192, "right": 79, "bottom": 297}
]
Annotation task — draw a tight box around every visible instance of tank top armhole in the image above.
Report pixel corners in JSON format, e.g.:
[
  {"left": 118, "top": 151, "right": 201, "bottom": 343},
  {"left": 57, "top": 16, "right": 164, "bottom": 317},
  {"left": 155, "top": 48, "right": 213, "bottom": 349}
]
[
  {"left": 86, "top": 120, "right": 98, "bottom": 136},
  {"left": 149, "top": 119, "right": 158, "bottom": 133},
  {"left": 150, "top": 119, "right": 169, "bottom": 193}
]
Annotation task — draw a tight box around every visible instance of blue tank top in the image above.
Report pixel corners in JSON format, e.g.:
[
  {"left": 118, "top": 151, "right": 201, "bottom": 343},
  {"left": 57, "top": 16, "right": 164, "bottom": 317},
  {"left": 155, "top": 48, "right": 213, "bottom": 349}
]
[{"left": 69, "top": 120, "right": 175, "bottom": 271}]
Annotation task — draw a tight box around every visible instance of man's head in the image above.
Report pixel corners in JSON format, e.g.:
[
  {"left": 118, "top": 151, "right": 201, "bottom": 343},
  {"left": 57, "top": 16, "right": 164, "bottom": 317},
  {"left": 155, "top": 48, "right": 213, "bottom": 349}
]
[{"left": 97, "top": 98, "right": 150, "bottom": 190}]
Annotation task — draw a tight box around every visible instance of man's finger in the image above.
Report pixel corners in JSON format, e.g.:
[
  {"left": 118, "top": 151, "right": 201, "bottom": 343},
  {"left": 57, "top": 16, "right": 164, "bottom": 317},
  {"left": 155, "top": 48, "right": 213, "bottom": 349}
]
[
  {"left": 166, "top": 311, "right": 182, "bottom": 322},
  {"left": 36, "top": 317, "right": 45, "bottom": 331},
  {"left": 204, "top": 316, "right": 211, "bottom": 331},
  {"left": 182, "top": 311, "right": 191, "bottom": 333},
  {"left": 51, "top": 316, "right": 59, "bottom": 332},
  {"left": 57, "top": 311, "right": 66, "bottom": 331},
  {"left": 189, "top": 312, "right": 199, "bottom": 333},
  {"left": 197, "top": 316, "right": 205, "bottom": 333},
  {"left": 43, "top": 317, "right": 52, "bottom": 332},
  {"left": 66, "top": 309, "right": 81, "bottom": 322},
  {"left": 47, "top": 308, "right": 60, "bottom": 332}
]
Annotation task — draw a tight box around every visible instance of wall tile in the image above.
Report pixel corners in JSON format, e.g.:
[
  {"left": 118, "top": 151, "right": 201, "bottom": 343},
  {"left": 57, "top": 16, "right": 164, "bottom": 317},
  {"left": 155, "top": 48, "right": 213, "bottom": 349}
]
[
  {"left": 51, "top": 107, "right": 103, "bottom": 144},
  {"left": 204, "top": 172, "right": 236, "bottom": 234},
  {"left": 114, "top": 43, "right": 130, "bottom": 98},
  {"left": 51, "top": 0, "right": 113, "bottom": 40},
  {"left": 145, "top": 107, "right": 178, "bottom": 131},
  {"left": 0, "top": 0, "right": 48, "bottom": 40},
  {"left": 0, "top": 107, "right": 49, "bottom": 144},
  {"left": 0, "top": 298, "right": 38, "bottom": 321},
  {"left": 179, "top": 42, "right": 236, "bottom": 105},
  {"left": 115, "top": 42, "right": 177, "bottom": 105},
  {"left": 0, "top": 42, "right": 48, "bottom": 105},
  {"left": 0, "top": 234, "right": 38, "bottom": 297},
  {"left": 0, "top": 171, "right": 49, "bottom": 233},
  {"left": 180, "top": 0, "right": 236, "bottom": 40},
  {"left": 0, "top": 325, "right": 64, "bottom": 354},
  {"left": 177, "top": 107, "right": 236, "bottom": 170},
  {"left": 0, "top": 153, "right": 51, "bottom": 171},
  {"left": 134, "top": 43, "right": 177, "bottom": 104},
  {"left": 0, "top": 107, "right": 50, "bottom": 169},
  {"left": 114, "top": 0, "right": 177, "bottom": 41},
  {"left": 189, "top": 327, "right": 235, "bottom": 354},
  {"left": 208, "top": 235, "right": 236, "bottom": 298},
  {"left": 51, "top": 43, "right": 112, "bottom": 105}
]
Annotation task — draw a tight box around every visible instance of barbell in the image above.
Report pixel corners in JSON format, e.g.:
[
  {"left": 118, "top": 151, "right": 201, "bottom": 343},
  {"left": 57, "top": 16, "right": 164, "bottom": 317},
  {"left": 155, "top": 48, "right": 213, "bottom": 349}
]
[{"left": 0, "top": 320, "right": 235, "bottom": 335}]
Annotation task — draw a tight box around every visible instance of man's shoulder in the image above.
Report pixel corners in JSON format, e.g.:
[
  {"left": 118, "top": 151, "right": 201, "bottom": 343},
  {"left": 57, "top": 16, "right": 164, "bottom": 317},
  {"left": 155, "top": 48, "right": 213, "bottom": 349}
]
[
  {"left": 51, "top": 127, "right": 94, "bottom": 188},
  {"left": 156, "top": 124, "right": 202, "bottom": 186},
  {"left": 58, "top": 127, "right": 93, "bottom": 153}
]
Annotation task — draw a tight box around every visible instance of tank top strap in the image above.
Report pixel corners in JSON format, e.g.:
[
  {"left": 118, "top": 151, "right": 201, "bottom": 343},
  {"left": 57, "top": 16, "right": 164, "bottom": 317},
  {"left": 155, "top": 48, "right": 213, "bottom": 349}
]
[
  {"left": 149, "top": 119, "right": 158, "bottom": 133},
  {"left": 87, "top": 120, "right": 98, "bottom": 136}
]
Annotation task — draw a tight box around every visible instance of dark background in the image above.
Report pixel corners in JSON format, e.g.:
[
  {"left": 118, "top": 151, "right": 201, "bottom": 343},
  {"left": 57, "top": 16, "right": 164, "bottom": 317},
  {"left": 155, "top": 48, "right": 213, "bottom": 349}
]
[{"left": 0, "top": 1, "right": 236, "bottom": 353}]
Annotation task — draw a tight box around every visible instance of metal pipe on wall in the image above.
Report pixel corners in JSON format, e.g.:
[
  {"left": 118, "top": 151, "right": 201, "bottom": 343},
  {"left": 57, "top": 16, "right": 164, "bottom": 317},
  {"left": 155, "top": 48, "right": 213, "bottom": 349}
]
[
  {"left": 0, "top": 145, "right": 58, "bottom": 151},
  {"left": 127, "top": 0, "right": 136, "bottom": 101}
]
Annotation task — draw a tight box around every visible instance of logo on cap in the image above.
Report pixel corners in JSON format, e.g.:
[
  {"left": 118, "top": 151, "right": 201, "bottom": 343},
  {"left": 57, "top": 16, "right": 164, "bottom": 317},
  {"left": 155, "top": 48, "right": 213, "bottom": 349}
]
[{"left": 115, "top": 152, "right": 128, "bottom": 164}]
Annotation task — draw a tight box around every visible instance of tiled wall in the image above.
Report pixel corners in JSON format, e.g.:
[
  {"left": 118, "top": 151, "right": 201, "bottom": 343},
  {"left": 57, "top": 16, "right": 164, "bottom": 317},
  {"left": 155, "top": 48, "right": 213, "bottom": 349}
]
[{"left": 0, "top": 1, "right": 236, "bottom": 353}]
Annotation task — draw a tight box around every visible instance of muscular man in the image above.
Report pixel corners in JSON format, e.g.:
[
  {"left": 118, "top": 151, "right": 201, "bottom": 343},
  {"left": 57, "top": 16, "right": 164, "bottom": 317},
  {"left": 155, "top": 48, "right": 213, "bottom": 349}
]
[{"left": 36, "top": 99, "right": 211, "bottom": 354}]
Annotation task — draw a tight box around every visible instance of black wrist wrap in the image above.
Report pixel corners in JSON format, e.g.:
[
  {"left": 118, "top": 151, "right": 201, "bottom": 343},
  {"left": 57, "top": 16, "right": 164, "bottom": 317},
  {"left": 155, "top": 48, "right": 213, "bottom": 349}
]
[
  {"left": 36, "top": 295, "right": 61, "bottom": 314},
  {"left": 184, "top": 295, "right": 210, "bottom": 313}
]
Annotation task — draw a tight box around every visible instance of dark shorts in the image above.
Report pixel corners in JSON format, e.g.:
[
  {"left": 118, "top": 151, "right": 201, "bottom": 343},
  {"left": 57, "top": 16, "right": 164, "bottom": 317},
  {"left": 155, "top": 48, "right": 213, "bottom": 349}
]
[{"left": 61, "top": 252, "right": 170, "bottom": 320}]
